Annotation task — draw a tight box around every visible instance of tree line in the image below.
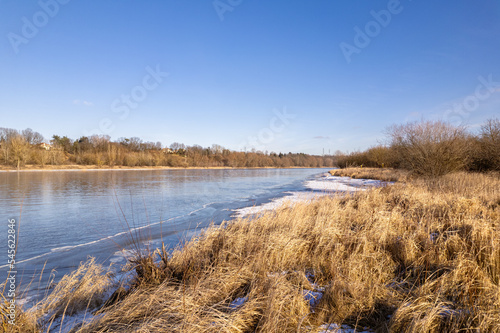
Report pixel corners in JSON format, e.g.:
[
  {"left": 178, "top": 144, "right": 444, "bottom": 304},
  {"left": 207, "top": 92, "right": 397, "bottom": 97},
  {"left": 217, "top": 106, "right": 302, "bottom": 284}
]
[
  {"left": 0, "top": 128, "right": 335, "bottom": 169},
  {"left": 336, "top": 118, "right": 500, "bottom": 176}
]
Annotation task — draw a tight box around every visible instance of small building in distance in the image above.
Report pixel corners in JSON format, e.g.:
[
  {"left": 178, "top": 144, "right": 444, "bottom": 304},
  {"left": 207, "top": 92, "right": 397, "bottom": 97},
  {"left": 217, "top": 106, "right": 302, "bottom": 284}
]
[
  {"left": 38, "top": 142, "right": 52, "bottom": 150},
  {"left": 162, "top": 147, "right": 174, "bottom": 154}
]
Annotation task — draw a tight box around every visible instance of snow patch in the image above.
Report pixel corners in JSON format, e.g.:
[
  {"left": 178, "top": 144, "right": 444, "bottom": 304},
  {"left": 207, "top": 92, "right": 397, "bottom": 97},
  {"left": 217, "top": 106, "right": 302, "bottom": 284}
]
[
  {"left": 234, "top": 191, "right": 324, "bottom": 217},
  {"left": 303, "top": 290, "right": 323, "bottom": 308},
  {"left": 305, "top": 175, "right": 386, "bottom": 192},
  {"left": 318, "top": 323, "right": 374, "bottom": 333},
  {"left": 234, "top": 173, "right": 388, "bottom": 218},
  {"left": 229, "top": 297, "right": 248, "bottom": 310}
]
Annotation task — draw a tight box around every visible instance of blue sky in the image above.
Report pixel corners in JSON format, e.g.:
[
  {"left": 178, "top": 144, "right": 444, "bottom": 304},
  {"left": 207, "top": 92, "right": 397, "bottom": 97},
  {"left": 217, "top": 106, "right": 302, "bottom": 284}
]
[{"left": 1, "top": 0, "right": 499, "bottom": 154}]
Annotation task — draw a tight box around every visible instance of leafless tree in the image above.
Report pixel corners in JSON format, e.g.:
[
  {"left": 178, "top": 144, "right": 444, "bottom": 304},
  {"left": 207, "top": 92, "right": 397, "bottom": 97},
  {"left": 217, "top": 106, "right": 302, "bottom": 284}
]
[
  {"left": 474, "top": 118, "right": 500, "bottom": 171},
  {"left": 22, "top": 128, "right": 44, "bottom": 145},
  {"left": 170, "top": 142, "right": 186, "bottom": 151},
  {"left": 9, "top": 135, "right": 30, "bottom": 169}
]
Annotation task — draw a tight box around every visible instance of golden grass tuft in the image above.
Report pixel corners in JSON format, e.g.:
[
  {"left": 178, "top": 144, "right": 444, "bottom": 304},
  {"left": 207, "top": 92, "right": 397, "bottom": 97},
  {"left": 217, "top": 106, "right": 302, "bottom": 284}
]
[
  {"left": 0, "top": 296, "right": 38, "bottom": 333},
  {"left": 31, "top": 257, "right": 113, "bottom": 332},
  {"left": 1, "top": 257, "right": 113, "bottom": 332},
  {"left": 36, "top": 257, "right": 113, "bottom": 317}
]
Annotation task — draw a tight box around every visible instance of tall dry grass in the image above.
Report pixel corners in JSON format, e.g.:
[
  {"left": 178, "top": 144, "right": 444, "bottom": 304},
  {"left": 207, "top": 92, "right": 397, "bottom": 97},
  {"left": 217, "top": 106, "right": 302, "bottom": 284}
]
[
  {"left": 1, "top": 257, "right": 114, "bottom": 333},
  {"left": 74, "top": 171, "right": 499, "bottom": 332},
  {"left": 329, "top": 167, "right": 410, "bottom": 182},
  {"left": 4, "top": 170, "right": 500, "bottom": 332}
]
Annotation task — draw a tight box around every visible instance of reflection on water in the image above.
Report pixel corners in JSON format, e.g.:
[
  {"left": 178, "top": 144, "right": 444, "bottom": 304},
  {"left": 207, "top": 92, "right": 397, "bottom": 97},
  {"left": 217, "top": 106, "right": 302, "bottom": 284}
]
[{"left": 1, "top": 168, "right": 327, "bottom": 300}]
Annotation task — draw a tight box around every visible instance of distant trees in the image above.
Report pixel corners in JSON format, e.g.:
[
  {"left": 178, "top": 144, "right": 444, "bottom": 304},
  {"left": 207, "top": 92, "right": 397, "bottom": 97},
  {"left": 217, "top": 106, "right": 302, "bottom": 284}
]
[
  {"left": 7, "top": 118, "right": 500, "bottom": 174},
  {"left": 9, "top": 135, "right": 30, "bottom": 169},
  {"left": 0, "top": 128, "right": 44, "bottom": 168},
  {"left": 0, "top": 127, "right": 334, "bottom": 169},
  {"left": 22, "top": 128, "right": 44, "bottom": 145},
  {"left": 89, "top": 135, "right": 111, "bottom": 152},
  {"left": 73, "top": 136, "right": 92, "bottom": 153},
  {"left": 51, "top": 135, "right": 73, "bottom": 152},
  {"left": 169, "top": 142, "right": 186, "bottom": 151},
  {"left": 127, "top": 137, "right": 142, "bottom": 152},
  {"left": 117, "top": 137, "right": 162, "bottom": 152}
]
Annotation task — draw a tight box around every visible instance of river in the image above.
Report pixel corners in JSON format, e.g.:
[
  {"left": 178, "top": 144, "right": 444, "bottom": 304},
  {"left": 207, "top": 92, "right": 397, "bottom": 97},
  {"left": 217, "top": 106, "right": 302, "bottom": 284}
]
[{"left": 0, "top": 168, "right": 331, "bottom": 304}]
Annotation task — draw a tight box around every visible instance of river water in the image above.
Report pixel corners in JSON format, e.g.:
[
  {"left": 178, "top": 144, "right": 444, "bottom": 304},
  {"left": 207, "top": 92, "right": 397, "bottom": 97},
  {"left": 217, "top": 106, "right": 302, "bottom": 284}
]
[{"left": 0, "top": 168, "right": 331, "bottom": 303}]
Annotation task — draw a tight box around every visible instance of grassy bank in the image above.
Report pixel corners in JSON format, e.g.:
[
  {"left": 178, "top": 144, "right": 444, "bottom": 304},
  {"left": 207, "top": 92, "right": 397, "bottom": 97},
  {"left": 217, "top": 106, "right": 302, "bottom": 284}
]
[
  {"left": 329, "top": 167, "right": 410, "bottom": 183},
  {"left": 3, "top": 169, "right": 500, "bottom": 332}
]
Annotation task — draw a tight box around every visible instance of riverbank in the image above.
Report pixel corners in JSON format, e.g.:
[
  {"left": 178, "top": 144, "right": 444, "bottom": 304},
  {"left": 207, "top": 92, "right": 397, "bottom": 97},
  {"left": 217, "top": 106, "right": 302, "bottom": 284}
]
[
  {"left": 5, "top": 168, "right": 500, "bottom": 332},
  {"left": 0, "top": 165, "right": 323, "bottom": 172},
  {"left": 329, "top": 167, "right": 411, "bottom": 182}
]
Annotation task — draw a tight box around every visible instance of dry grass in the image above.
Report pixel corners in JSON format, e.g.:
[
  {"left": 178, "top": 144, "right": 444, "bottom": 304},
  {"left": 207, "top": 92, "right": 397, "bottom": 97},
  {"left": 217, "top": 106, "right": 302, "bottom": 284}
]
[
  {"left": 34, "top": 257, "right": 114, "bottom": 320},
  {"left": 0, "top": 257, "right": 115, "bottom": 333},
  {"left": 330, "top": 167, "right": 410, "bottom": 182},
  {"left": 0, "top": 294, "right": 38, "bottom": 333},
  {"left": 6, "top": 170, "right": 500, "bottom": 332}
]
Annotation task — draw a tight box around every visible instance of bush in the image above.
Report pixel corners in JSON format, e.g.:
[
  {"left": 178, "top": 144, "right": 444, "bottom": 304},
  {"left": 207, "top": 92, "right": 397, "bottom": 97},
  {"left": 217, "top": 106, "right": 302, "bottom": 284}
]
[
  {"left": 335, "top": 146, "right": 397, "bottom": 169},
  {"left": 388, "top": 121, "right": 470, "bottom": 176},
  {"left": 469, "top": 118, "right": 500, "bottom": 171}
]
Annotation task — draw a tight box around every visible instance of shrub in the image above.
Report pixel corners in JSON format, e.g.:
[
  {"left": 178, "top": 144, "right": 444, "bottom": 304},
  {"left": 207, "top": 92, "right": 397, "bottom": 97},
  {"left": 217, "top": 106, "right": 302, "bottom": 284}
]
[
  {"left": 469, "top": 118, "right": 500, "bottom": 171},
  {"left": 335, "top": 146, "right": 397, "bottom": 169},
  {"left": 388, "top": 120, "right": 470, "bottom": 176}
]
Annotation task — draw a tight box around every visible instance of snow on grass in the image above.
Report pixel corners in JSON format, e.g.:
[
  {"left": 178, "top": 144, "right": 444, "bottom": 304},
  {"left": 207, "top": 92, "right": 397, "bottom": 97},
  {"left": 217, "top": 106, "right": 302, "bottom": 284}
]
[
  {"left": 317, "top": 323, "right": 374, "bottom": 333},
  {"left": 304, "top": 175, "right": 386, "bottom": 192},
  {"left": 229, "top": 297, "right": 248, "bottom": 310},
  {"left": 303, "top": 290, "right": 323, "bottom": 309},
  {"left": 109, "top": 248, "right": 135, "bottom": 263},
  {"left": 235, "top": 173, "right": 388, "bottom": 218},
  {"left": 234, "top": 191, "right": 322, "bottom": 217}
]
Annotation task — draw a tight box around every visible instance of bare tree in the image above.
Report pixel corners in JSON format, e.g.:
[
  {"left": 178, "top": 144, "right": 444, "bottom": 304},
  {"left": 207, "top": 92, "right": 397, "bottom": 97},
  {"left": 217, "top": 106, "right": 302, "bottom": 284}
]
[
  {"left": 0, "top": 128, "right": 19, "bottom": 143},
  {"left": 170, "top": 142, "right": 185, "bottom": 151},
  {"left": 128, "top": 137, "right": 142, "bottom": 152},
  {"left": 89, "top": 135, "right": 111, "bottom": 152},
  {"left": 9, "top": 135, "right": 30, "bottom": 169},
  {"left": 211, "top": 144, "right": 224, "bottom": 154},
  {"left": 22, "top": 128, "right": 44, "bottom": 145},
  {"left": 476, "top": 118, "right": 500, "bottom": 171}
]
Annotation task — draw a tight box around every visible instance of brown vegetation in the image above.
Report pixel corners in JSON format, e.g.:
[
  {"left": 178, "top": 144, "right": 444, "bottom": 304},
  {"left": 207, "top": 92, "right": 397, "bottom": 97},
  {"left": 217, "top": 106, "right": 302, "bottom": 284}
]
[
  {"left": 0, "top": 128, "right": 333, "bottom": 170},
  {"left": 3, "top": 169, "right": 499, "bottom": 332},
  {"left": 335, "top": 119, "right": 500, "bottom": 176},
  {"left": 329, "top": 167, "right": 410, "bottom": 182}
]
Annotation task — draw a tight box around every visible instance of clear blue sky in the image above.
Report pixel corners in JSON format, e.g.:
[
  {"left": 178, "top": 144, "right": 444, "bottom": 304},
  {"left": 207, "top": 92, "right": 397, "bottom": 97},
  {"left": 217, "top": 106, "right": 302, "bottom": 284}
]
[{"left": 1, "top": 0, "right": 499, "bottom": 154}]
